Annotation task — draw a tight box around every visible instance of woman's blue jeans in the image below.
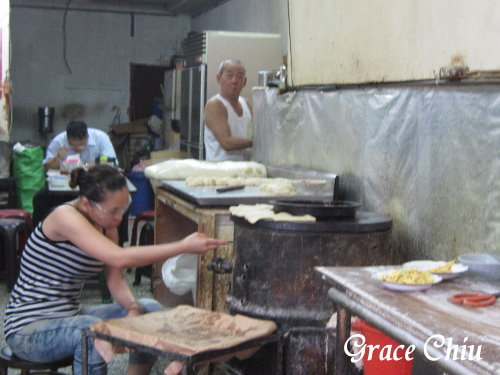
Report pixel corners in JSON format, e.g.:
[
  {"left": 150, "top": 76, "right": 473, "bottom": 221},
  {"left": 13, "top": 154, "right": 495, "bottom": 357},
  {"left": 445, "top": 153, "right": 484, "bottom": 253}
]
[{"left": 6, "top": 298, "right": 164, "bottom": 375}]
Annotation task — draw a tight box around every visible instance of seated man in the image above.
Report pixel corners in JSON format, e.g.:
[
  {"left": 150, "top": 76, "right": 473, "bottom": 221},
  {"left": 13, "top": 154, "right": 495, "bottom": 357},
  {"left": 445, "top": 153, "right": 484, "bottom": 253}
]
[
  {"left": 32, "top": 121, "right": 120, "bottom": 228},
  {"left": 43, "top": 120, "right": 117, "bottom": 169}
]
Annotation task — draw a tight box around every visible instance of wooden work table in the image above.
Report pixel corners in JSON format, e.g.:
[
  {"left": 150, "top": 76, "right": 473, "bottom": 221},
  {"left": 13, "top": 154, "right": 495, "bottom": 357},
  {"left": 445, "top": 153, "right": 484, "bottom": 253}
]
[
  {"left": 315, "top": 266, "right": 500, "bottom": 375},
  {"left": 153, "top": 187, "right": 234, "bottom": 312}
]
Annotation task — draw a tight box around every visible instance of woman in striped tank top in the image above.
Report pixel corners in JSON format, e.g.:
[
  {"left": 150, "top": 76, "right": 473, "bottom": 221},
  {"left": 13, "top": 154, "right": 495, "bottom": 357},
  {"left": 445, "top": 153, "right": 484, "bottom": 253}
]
[{"left": 3, "top": 165, "right": 226, "bottom": 375}]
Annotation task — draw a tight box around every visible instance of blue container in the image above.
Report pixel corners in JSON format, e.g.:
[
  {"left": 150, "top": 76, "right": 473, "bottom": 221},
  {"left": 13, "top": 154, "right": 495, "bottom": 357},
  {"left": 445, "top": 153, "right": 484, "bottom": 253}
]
[{"left": 127, "top": 172, "right": 154, "bottom": 216}]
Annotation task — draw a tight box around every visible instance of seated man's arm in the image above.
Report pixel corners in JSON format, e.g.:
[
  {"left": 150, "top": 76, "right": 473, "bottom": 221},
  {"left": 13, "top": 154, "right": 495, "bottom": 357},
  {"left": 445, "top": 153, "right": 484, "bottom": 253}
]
[
  {"left": 44, "top": 140, "right": 67, "bottom": 170},
  {"left": 204, "top": 99, "right": 252, "bottom": 151}
]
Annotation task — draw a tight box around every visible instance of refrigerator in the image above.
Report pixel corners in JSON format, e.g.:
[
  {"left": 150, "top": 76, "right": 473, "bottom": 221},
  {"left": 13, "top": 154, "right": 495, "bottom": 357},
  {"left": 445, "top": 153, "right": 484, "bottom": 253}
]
[
  {"left": 176, "top": 31, "right": 283, "bottom": 159},
  {"left": 163, "top": 60, "right": 182, "bottom": 134}
]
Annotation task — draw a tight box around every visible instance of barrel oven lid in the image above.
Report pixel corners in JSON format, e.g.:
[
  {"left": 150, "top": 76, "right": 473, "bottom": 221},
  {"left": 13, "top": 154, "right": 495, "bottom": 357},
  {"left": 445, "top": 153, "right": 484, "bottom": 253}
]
[{"left": 230, "top": 211, "right": 392, "bottom": 233}]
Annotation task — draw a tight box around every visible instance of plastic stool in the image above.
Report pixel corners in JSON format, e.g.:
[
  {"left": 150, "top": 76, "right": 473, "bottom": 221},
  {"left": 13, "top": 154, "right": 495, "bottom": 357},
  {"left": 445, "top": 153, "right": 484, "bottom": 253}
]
[
  {"left": 0, "top": 209, "right": 33, "bottom": 229},
  {"left": 0, "top": 209, "right": 33, "bottom": 265},
  {"left": 130, "top": 210, "right": 155, "bottom": 288},
  {"left": 0, "top": 345, "right": 72, "bottom": 375},
  {"left": 0, "top": 178, "right": 16, "bottom": 209},
  {"left": 0, "top": 218, "right": 31, "bottom": 291}
]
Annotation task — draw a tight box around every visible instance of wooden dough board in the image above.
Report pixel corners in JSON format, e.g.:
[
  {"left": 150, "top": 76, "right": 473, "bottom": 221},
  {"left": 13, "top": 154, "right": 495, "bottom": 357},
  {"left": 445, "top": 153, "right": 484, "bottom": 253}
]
[{"left": 91, "top": 305, "right": 277, "bottom": 357}]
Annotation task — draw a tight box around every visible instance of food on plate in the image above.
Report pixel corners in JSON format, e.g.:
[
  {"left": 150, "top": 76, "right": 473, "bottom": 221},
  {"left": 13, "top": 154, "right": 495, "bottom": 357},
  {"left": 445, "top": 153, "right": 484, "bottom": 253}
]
[
  {"left": 428, "top": 259, "right": 456, "bottom": 273},
  {"left": 379, "top": 268, "right": 435, "bottom": 285},
  {"left": 402, "top": 260, "right": 468, "bottom": 280}
]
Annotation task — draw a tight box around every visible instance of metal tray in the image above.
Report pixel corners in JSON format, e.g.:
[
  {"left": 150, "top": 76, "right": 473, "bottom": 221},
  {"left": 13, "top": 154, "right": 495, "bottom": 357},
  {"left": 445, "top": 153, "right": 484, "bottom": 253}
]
[{"left": 159, "top": 180, "right": 334, "bottom": 206}]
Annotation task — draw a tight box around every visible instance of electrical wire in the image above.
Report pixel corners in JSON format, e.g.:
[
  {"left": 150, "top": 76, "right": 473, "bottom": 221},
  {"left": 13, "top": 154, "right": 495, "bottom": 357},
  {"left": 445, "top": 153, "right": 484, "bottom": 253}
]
[
  {"left": 62, "top": 0, "right": 73, "bottom": 74},
  {"left": 111, "top": 106, "right": 121, "bottom": 125}
]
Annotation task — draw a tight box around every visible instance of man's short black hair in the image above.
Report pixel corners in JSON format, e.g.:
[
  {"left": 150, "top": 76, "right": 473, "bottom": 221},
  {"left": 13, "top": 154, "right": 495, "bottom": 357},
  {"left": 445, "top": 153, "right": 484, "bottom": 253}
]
[{"left": 66, "top": 121, "right": 88, "bottom": 140}]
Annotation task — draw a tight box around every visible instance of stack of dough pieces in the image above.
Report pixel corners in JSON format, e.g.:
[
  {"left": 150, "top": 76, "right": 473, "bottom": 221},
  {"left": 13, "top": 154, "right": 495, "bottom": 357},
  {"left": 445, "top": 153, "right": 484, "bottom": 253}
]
[{"left": 230, "top": 204, "right": 316, "bottom": 224}]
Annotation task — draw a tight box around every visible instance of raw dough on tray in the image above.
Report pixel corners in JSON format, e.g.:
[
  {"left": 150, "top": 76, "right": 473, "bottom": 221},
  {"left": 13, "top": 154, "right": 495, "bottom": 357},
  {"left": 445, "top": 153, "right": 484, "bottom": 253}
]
[
  {"left": 144, "top": 159, "right": 267, "bottom": 180},
  {"left": 185, "top": 176, "right": 297, "bottom": 196}
]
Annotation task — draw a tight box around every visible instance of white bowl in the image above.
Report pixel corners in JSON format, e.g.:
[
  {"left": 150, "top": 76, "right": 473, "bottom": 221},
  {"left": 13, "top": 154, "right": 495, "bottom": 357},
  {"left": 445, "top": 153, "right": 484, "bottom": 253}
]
[{"left": 457, "top": 253, "right": 500, "bottom": 281}]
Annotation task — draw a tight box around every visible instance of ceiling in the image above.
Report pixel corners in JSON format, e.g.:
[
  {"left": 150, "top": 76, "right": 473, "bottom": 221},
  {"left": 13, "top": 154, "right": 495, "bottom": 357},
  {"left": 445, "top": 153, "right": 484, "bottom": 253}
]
[
  {"left": 11, "top": 0, "right": 232, "bottom": 17},
  {"left": 90, "top": 0, "right": 232, "bottom": 17}
]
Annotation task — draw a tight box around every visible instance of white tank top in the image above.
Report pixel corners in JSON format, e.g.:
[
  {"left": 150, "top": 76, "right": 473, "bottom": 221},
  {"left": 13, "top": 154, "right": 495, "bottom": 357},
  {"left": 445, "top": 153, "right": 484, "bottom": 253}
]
[{"left": 204, "top": 94, "right": 252, "bottom": 161}]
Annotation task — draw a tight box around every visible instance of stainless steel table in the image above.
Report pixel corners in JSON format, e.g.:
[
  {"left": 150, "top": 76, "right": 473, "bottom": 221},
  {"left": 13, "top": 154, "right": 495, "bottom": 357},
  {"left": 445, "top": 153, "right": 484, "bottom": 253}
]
[{"left": 315, "top": 266, "right": 500, "bottom": 375}]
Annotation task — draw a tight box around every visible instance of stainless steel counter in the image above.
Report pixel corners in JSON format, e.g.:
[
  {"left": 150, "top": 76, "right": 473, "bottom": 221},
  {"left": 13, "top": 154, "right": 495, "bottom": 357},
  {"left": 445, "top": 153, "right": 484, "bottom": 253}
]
[
  {"left": 159, "top": 179, "right": 334, "bottom": 206},
  {"left": 315, "top": 266, "right": 500, "bottom": 375}
]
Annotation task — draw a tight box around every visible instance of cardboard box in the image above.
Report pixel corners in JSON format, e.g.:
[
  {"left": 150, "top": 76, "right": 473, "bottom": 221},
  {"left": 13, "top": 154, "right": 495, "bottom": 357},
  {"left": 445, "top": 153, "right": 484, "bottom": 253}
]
[{"left": 110, "top": 119, "right": 149, "bottom": 135}]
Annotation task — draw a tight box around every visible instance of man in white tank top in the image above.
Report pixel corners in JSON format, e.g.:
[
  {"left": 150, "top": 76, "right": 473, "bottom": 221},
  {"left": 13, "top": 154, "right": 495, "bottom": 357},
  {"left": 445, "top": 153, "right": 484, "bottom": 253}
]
[{"left": 204, "top": 59, "right": 253, "bottom": 161}]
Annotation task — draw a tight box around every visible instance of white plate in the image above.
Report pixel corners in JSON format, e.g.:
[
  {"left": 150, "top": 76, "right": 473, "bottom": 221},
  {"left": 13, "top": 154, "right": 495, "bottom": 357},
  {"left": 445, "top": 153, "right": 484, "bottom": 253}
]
[
  {"left": 402, "top": 260, "right": 468, "bottom": 280},
  {"left": 372, "top": 270, "right": 442, "bottom": 291}
]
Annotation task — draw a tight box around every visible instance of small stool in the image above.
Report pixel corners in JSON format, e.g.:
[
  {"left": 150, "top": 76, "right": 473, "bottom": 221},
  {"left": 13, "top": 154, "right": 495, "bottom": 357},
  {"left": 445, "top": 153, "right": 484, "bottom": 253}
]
[
  {"left": 130, "top": 210, "right": 155, "bottom": 288},
  {"left": 0, "top": 218, "right": 31, "bottom": 291},
  {"left": 0, "top": 345, "right": 72, "bottom": 375},
  {"left": 0, "top": 209, "right": 33, "bottom": 264},
  {"left": 0, "top": 178, "right": 16, "bottom": 209},
  {"left": 0, "top": 209, "right": 33, "bottom": 229},
  {"left": 130, "top": 210, "right": 155, "bottom": 246}
]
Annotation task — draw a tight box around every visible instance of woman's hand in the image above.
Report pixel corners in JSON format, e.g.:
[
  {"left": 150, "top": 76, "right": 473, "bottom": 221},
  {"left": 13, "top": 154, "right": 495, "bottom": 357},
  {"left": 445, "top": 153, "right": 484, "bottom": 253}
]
[
  {"left": 126, "top": 308, "right": 142, "bottom": 318},
  {"left": 180, "top": 232, "right": 227, "bottom": 254},
  {"left": 125, "top": 300, "right": 143, "bottom": 317}
]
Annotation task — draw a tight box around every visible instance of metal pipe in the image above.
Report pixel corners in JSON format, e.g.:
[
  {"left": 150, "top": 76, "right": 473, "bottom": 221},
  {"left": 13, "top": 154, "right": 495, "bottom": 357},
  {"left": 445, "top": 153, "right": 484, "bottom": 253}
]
[
  {"left": 287, "top": 78, "right": 500, "bottom": 93},
  {"left": 11, "top": 4, "right": 177, "bottom": 17},
  {"left": 328, "top": 287, "right": 480, "bottom": 375},
  {"left": 81, "top": 329, "right": 88, "bottom": 375},
  {"left": 335, "top": 307, "right": 351, "bottom": 375}
]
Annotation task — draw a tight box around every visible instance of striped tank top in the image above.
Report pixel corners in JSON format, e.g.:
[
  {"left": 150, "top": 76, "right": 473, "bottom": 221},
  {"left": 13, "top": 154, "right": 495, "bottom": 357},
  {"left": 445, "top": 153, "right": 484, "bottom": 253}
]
[{"left": 3, "top": 222, "right": 104, "bottom": 338}]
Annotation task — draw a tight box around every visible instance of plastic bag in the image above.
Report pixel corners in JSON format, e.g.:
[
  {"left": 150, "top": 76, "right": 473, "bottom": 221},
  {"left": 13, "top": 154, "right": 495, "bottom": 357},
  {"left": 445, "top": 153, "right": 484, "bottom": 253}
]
[
  {"left": 13, "top": 145, "right": 45, "bottom": 213},
  {"left": 162, "top": 253, "right": 198, "bottom": 295}
]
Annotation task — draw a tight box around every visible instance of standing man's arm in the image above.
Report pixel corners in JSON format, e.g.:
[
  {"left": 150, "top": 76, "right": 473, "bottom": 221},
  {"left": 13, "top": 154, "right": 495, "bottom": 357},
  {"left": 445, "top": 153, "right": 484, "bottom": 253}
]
[{"left": 204, "top": 99, "right": 252, "bottom": 151}]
